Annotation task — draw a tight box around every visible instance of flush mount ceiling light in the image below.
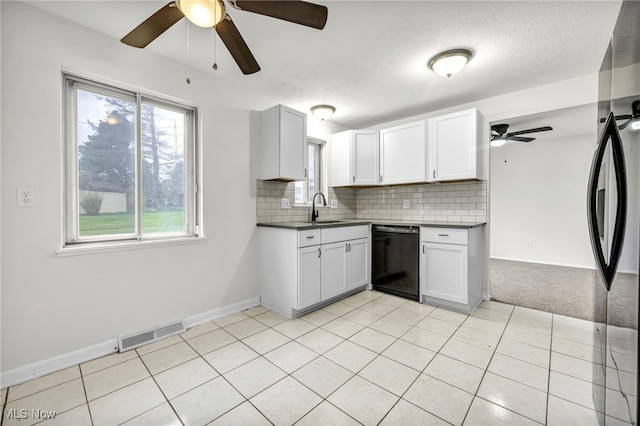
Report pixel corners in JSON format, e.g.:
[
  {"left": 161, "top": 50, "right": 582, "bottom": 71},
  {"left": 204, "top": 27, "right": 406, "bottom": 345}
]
[
  {"left": 175, "top": 0, "right": 225, "bottom": 27},
  {"left": 311, "top": 104, "right": 336, "bottom": 121},
  {"left": 428, "top": 49, "right": 473, "bottom": 78}
]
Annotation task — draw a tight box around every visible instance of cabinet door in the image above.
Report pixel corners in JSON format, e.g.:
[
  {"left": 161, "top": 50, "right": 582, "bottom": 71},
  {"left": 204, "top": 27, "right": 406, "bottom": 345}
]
[
  {"left": 352, "top": 131, "right": 380, "bottom": 185},
  {"left": 423, "top": 242, "right": 468, "bottom": 304},
  {"left": 321, "top": 241, "right": 348, "bottom": 300},
  {"left": 329, "top": 131, "right": 351, "bottom": 187},
  {"left": 280, "top": 106, "right": 307, "bottom": 180},
  {"left": 298, "top": 246, "right": 321, "bottom": 309},
  {"left": 346, "top": 238, "right": 369, "bottom": 289},
  {"left": 429, "top": 109, "right": 478, "bottom": 181},
  {"left": 380, "top": 121, "right": 426, "bottom": 184}
]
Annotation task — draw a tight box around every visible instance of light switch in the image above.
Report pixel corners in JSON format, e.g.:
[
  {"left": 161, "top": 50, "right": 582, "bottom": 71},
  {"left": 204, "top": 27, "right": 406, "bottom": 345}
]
[
  {"left": 403, "top": 199, "right": 410, "bottom": 209},
  {"left": 281, "top": 198, "right": 290, "bottom": 209},
  {"left": 330, "top": 199, "right": 338, "bottom": 209}
]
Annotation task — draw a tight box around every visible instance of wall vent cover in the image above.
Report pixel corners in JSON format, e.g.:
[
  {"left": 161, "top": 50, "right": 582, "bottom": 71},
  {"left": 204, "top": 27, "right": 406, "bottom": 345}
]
[{"left": 118, "top": 320, "right": 185, "bottom": 352}]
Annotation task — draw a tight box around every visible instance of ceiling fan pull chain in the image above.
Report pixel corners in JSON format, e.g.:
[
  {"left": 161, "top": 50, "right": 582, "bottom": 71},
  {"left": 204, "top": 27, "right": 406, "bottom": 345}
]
[
  {"left": 213, "top": 28, "right": 218, "bottom": 70},
  {"left": 186, "top": 21, "right": 192, "bottom": 84}
]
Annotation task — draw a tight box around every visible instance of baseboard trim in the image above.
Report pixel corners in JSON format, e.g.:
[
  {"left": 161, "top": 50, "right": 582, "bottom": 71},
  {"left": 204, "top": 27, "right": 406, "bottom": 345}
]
[
  {"left": 1, "top": 296, "right": 261, "bottom": 389},
  {"left": 0, "top": 339, "right": 118, "bottom": 390},
  {"left": 183, "top": 297, "right": 261, "bottom": 329},
  {"left": 490, "top": 256, "right": 597, "bottom": 271}
]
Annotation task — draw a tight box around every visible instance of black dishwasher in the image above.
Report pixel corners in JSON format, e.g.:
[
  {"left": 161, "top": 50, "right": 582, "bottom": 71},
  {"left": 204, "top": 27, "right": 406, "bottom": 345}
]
[{"left": 371, "top": 225, "right": 420, "bottom": 301}]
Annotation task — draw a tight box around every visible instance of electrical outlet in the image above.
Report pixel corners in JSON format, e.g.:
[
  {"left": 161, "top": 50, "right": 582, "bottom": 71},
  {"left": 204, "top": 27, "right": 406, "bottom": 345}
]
[
  {"left": 17, "top": 188, "right": 35, "bottom": 207},
  {"left": 526, "top": 240, "right": 533, "bottom": 248},
  {"left": 281, "top": 198, "right": 290, "bottom": 209},
  {"left": 403, "top": 199, "right": 410, "bottom": 209},
  {"left": 330, "top": 199, "right": 338, "bottom": 209}
]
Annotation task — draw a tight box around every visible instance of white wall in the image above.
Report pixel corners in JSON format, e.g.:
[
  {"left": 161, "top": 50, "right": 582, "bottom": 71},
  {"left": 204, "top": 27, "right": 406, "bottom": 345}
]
[
  {"left": 490, "top": 125, "right": 597, "bottom": 268},
  {"left": 0, "top": 1, "right": 306, "bottom": 376}
]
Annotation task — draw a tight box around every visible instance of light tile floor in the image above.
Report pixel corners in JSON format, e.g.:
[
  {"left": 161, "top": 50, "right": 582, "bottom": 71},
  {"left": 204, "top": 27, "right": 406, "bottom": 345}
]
[{"left": 1, "top": 290, "right": 616, "bottom": 425}]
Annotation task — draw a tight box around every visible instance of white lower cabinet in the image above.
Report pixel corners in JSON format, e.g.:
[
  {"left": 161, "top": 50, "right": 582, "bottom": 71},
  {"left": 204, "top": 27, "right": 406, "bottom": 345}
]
[
  {"left": 259, "top": 225, "right": 370, "bottom": 318},
  {"left": 297, "top": 245, "right": 322, "bottom": 309},
  {"left": 321, "top": 241, "right": 348, "bottom": 300},
  {"left": 420, "top": 226, "right": 484, "bottom": 313}
]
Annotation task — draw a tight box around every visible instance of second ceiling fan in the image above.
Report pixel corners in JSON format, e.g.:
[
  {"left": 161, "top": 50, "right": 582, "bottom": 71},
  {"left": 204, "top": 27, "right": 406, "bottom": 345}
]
[
  {"left": 490, "top": 124, "right": 553, "bottom": 147},
  {"left": 121, "top": 0, "right": 328, "bottom": 75}
]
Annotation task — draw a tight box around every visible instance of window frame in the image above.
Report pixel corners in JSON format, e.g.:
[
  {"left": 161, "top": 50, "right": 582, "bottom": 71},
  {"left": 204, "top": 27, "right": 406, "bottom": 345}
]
[
  {"left": 295, "top": 137, "right": 326, "bottom": 206},
  {"left": 62, "top": 73, "right": 200, "bottom": 248}
]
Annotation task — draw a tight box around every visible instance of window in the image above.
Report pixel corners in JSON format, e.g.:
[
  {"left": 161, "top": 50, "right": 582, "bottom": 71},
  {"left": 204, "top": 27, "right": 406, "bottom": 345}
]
[
  {"left": 63, "top": 74, "right": 199, "bottom": 246},
  {"left": 295, "top": 138, "right": 324, "bottom": 204}
]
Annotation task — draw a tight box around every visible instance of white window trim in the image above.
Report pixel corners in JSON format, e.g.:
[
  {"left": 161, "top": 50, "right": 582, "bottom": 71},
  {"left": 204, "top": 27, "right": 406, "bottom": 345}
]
[
  {"left": 61, "top": 73, "right": 202, "bottom": 251},
  {"left": 294, "top": 137, "right": 328, "bottom": 207}
]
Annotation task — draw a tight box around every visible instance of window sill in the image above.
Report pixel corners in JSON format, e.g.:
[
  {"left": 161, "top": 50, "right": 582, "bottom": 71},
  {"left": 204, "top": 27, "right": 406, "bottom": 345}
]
[{"left": 56, "top": 235, "right": 207, "bottom": 257}]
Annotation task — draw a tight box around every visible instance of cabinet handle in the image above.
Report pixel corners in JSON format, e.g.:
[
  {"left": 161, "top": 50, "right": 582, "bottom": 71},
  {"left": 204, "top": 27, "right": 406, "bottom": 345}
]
[
  {"left": 352, "top": 175, "right": 355, "bottom": 183},
  {"left": 318, "top": 248, "right": 321, "bottom": 258},
  {"left": 438, "top": 234, "right": 449, "bottom": 237},
  {"left": 304, "top": 168, "right": 308, "bottom": 178},
  {"left": 433, "top": 170, "right": 436, "bottom": 179},
  {"left": 306, "top": 235, "right": 315, "bottom": 240},
  {"left": 345, "top": 243, "right": 349, "bottom": 253},
  {"left": 349, "top": 243, "right": 352, "bottom": 251},
  {"left": 423, "top": 244, "right": 426, "bottom": 254},
  {"left": 380, "top": 175, "right": 383, "bottom": 183}
]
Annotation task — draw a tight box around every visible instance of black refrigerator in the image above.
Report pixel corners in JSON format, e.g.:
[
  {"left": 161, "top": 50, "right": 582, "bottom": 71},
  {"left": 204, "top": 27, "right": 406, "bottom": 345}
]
[{"left": 589, "top": 1, "right": 640, "bottom": 424}]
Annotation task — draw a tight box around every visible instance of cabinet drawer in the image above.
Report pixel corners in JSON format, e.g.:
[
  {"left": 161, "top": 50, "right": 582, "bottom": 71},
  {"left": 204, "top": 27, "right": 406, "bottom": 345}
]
[
  {"left": 321, "top": 225, "right": 369, "bottom": 244},
  {"left": 298, "top": 230, "right": 321, "bottom": 247},
  {"left": 421, "top": 227, "right": 468, "bottom": 245}
]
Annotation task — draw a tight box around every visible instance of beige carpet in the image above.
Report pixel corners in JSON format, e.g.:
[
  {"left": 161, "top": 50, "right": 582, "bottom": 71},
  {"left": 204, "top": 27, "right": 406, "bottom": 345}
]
[
  {"left": 490, "top": 259, "right": 597, "bottom": 321},
  {"left": 490, "top": 259, "right": 638, "bottom": 327}
]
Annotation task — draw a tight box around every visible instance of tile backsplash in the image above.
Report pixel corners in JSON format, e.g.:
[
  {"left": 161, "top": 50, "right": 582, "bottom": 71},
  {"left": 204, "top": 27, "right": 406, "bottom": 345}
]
[
  {"left": 355, "top": 181, "right": 486, "bottom": 223},
  {"left": 256, "top": 180, "right": 486, "bottom": 223}
]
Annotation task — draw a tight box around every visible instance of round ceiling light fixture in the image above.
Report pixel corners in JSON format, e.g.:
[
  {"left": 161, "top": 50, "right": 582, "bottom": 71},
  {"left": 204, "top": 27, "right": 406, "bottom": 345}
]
[
  {"left": 311, "top": 104, "right": 336, "bottom": 121},
  {"left": 428, "top": 49, "right": 473, "bottom": 78},
  {"left": 176, "top": 0, "right": 225, "bottom": 27}
]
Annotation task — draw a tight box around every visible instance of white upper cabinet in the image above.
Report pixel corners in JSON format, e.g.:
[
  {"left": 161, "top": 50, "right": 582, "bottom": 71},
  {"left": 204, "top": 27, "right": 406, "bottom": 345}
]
[
  {"left": 330, "top": 130, "right": 380, "bottom": 186},
  {"left": 428, "top": 108, "right": 484, "bottom": 182},
  {"left": 379, "top": 120, "right": 427, "bottom": 185},
  {"left": 261, "top": 104, "right": 307, "bottom": 181}
]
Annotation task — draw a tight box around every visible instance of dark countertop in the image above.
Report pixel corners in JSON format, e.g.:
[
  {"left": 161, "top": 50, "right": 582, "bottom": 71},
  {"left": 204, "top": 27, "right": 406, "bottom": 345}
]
[{"left": 257, "top": 219, "right": 486, "bottom": 230}]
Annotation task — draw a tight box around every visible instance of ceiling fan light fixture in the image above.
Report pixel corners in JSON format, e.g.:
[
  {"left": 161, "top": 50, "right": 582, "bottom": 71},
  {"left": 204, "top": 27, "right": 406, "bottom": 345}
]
[
  {"left": 311, "top": 104, "right": 336, "bottom": 121},
  {"left": 631, "top": 120, "right": 640, "bottom": 131},
  {"left": 490, "top": 138, "right": 507, "bottom": 148},
  {"left": 428, "top": 49, "right": 473, "bottom": 78},
  {"left": 176, "top": 0, "right": 225, "bottom": 27}
]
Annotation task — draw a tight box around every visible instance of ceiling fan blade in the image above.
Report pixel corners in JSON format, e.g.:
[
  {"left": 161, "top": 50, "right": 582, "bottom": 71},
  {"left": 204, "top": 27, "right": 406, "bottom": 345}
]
[
  {"left": 232, "top": 0, "right": 328, "bottom": 29},
  {"left": 507, "top": 136, "right": 535, "bottom": 142},
  {"left": 216, "top": 15, "right": 261, "bottom": 75},
  {"left": 121, "top": 2, "right": 184, "bottom": 48},
  {"left": 506, "top": 126, "right": 553, "bottom": 137}
]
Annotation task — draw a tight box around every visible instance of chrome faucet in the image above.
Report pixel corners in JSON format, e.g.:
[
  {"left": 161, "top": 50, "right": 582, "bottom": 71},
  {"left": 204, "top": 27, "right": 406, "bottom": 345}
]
[{"left": 311, "top": 192, "right": 327, "bottom": 222}]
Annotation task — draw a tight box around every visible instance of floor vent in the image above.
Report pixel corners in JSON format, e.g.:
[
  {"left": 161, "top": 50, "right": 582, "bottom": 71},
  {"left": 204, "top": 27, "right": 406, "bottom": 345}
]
[{"left": 118, "top": 320, "right": 185, "bottom": 352}]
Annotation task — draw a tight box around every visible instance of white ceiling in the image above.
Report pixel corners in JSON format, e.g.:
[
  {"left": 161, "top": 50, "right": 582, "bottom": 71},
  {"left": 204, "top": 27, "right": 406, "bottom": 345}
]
[{"left": 24, "top": 0, "right": 622, "bottom": 128}]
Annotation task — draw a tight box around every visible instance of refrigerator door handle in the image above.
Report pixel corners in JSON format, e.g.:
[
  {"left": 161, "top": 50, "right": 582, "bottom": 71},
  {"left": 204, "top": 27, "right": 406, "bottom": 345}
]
[{"left": 587, "top": 111, "right": 628, "bottom": 291}]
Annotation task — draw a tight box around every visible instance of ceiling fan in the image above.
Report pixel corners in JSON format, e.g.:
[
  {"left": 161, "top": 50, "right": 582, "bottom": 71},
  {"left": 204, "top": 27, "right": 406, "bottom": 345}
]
[
  {"left": 599, "top": 100, "right": 640, "bottom": 131},
  {"left": 490, "top": 124, "right": 553, "bottom": 147},
  {"left": 121, "top": 0, "right": 328, "bottom": 75}
]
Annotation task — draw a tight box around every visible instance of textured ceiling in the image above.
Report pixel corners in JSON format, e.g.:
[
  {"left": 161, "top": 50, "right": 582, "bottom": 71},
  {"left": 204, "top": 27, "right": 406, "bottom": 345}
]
[{"left": 24, "top": 0, "right": 622, "bottom": 128}]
